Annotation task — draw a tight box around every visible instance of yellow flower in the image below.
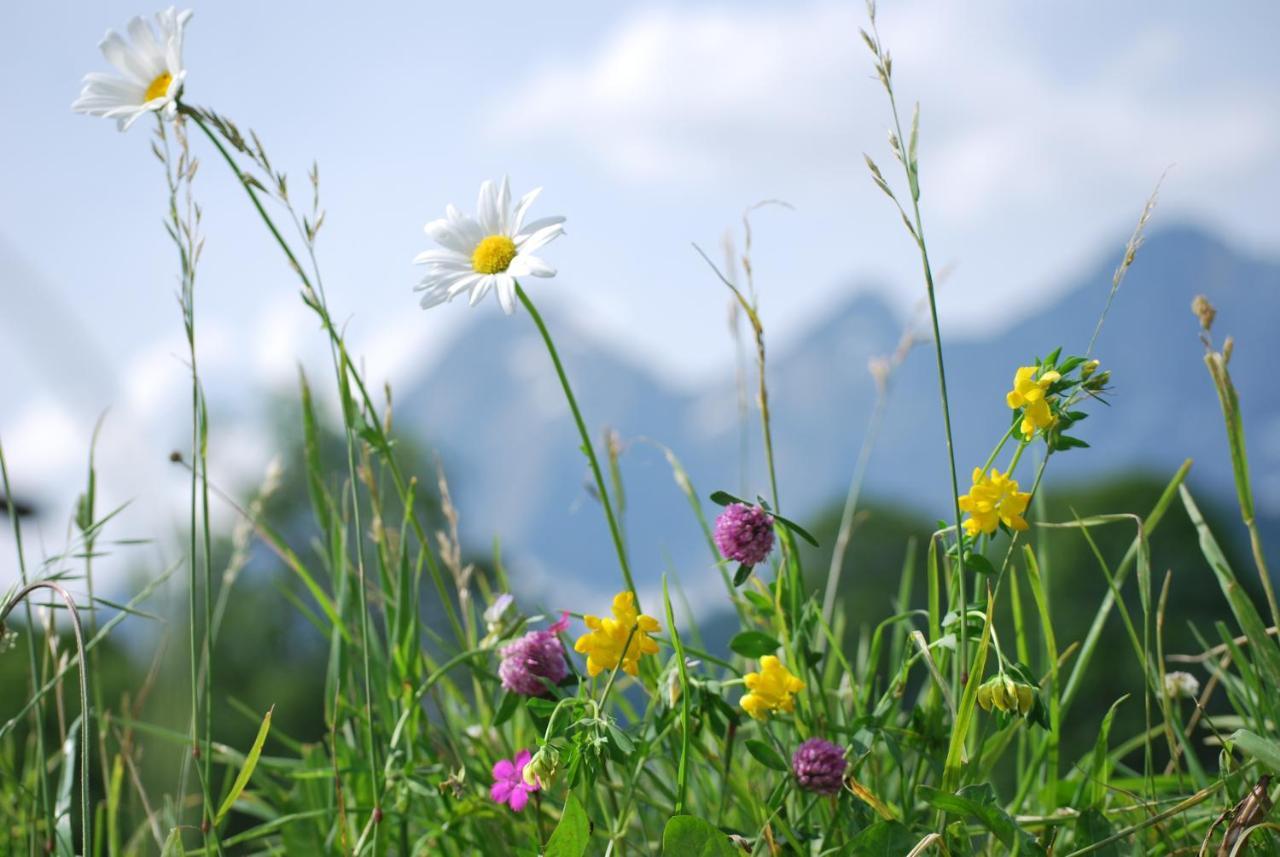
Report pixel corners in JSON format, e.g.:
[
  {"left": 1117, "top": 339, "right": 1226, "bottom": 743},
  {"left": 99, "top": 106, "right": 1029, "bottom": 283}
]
[
  {"left": 958, "top": 467, "right": 1030, "bottom": 538},
  {"left": 740, "top": 656, "right": 805, "bottom": 721},
  {"left": 573, "top": 591, "right": 661, "bottom": 677},
  {"left": 1005, "top": 366, "right": 1061, "bottom": 438}
]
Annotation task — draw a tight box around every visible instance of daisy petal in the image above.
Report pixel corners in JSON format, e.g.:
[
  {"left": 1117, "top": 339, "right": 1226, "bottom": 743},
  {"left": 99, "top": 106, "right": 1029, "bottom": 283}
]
[
  {"left": 507, "top": 255, "right": 555, "bottom": 278},
  {"left": 517, "top": 223, "right": 565, "bottom": 255},
  {"left": 511, "top": 187, "right": 543, "bottom": 235},
  {"left": 477, "top": 180, "right": 499, "bottom": 235},
  {"left": 496, "top": 276, "right": 517, "bottom": 314},
  {"left": 495, "top": 176, "right": 511, "bottom": 234}
]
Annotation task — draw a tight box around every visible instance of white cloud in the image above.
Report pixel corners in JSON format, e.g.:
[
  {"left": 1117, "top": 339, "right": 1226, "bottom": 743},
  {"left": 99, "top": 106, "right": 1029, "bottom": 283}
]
[
  {"left": 497, "top": 3, "right": 862, "bottom": 185},
  {"left": 496, "top": 1, "right": 1279, "bottom": 241}
]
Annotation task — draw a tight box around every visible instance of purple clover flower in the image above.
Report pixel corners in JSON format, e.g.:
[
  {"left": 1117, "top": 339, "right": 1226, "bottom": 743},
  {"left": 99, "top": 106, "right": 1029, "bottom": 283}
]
[
  {"left": 714, "top": 503, "right": 775, "bottom": 566},
  {"left": 792, "top": 738, "right": 846, "bottom": 795},
  {"left": 498, "top": 612, "right": 570, "bottom": 697}
]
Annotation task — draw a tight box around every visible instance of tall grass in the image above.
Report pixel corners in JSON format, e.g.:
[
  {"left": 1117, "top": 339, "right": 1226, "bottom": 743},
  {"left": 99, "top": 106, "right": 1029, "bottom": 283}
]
[{"left": 3, "top": 3, "right": 1280, "bottom": 855}]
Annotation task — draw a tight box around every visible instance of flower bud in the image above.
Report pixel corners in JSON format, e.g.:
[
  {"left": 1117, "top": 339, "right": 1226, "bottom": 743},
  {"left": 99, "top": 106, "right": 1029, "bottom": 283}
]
[
  {"left": 1192, "top": 294, "right": 1216, "bottom": 331},
  {"left": 1015, "top": 683, "right": 1034, "bottom": 715},
  {"left": 1081, "top": 359, "right": 1100, "bottom": 380},
  {"left": 978, "top": 675, "right": 1036, "bottom": 717},
  {"left": 524, "top": 745, "right": 559, "bottom": 789}
]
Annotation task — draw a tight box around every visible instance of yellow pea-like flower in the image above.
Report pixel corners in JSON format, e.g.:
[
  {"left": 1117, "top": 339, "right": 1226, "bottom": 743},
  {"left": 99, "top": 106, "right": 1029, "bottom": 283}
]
[
  {"left": 740, "top": 656, "right": 805, "bottom": 721},
  {"left": 958, "top": 467, "right": 1031, "bottom": 538},
  {"left": 1006, "top": 366, "right": 1061, "bottom": 439},
  {"left": 573, "top": 591, "right": 661, "bottom": 678}
]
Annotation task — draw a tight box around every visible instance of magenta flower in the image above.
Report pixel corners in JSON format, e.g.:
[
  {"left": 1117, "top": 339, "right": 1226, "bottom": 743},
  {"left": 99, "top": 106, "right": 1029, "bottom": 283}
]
[
  {"left": 792, "top": 737, "right": 846, "bottom": 795},
  {"left": 490, "top": 750, "right": 539, "bottom": 811},
  {"left": 499, "top": 612, "right": 571, "bottom": 697},
  {"left": 714, "top": 503, "right": 775, "bottom": 566}
]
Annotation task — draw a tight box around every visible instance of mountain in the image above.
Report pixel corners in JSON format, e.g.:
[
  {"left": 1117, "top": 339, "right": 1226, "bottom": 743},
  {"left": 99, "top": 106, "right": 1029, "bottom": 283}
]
[{"left": 394, "top": 225, "right": 1280, "bottom": 608}]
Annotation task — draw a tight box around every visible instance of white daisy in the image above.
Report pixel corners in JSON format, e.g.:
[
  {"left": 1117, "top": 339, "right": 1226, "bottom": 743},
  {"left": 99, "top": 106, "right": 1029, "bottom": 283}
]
[
  {"left": 414, "top": 177, "right": 565, "bottom": 314},
  {"left": 72, "top": 8, "right": 194, "bottom": 131}
]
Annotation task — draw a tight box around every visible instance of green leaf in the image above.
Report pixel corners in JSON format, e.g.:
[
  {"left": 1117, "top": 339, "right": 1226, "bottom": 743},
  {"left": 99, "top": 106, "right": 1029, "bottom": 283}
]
[
  {"left": 544, "top": 792, "right": 590, "bottom": 857},
  {"left": 1088, "top": 696, "right": 1128, "bottom": 807},
  {"left": 840, "top": 821, "right": 918, "bottom": 855},
  {"left": 772, "top": 513, "right": 819, "bottom": 547},
  {"left": 732, "top": 563, "right": 753, "bottom": 587},
  {"left": 729, "top": 631, "right": 780, "bottom": 658},
  {"left": 161, "top": 828, "right": 185, "bottom": 857},
  {"left": 964, "top": 552, "right": 995, "bottom": 576},
  {"left": 1071, "top": 808, "right": 1119, "bottom": 857},
  {"left": 1182, "top": 486, "right": 1280, "bottom": 689},
  {"left": 1054, "top": 434, "right": 1090, "bottom": 451},
  {"left": 745, "top": 739, "right": 789, "bottom": 772},
  {"left": 709, "top": 490, "right": 746, "bottom": 507},
  {"left": 1229, "top": 729, "right": 1280, "bottom": 774},
  {"left": 919, "top": 784, "right": 1045, "bottom": 854},
  {"left": 216, "top": 706, "right": 274, "bottom": 824},
  {"left": 661, "top": 815, "right": 738, "bottom": 856},
  {"left": 492, "top": 691, "right": 520, "bottom": 727}
]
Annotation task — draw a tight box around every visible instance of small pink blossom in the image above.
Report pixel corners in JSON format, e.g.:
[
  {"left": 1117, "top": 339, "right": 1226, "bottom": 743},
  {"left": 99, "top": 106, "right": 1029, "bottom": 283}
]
[{"left": 490, "top": 750, "right": 539, "bottom": 811}]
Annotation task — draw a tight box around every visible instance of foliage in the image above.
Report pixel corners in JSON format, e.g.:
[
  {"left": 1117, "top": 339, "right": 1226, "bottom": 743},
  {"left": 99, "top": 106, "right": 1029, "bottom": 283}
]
[{"left": 3, "top": 3, "right": 1280, "bottom": 855}]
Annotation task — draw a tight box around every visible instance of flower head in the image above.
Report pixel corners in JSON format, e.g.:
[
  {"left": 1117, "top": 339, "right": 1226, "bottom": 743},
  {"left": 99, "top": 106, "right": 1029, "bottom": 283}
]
[
  {"left": 741, "top": 656, "right": 805, "bottom": 721},
  {"left": 958, "top": 467, "right": 1030, "bottom": 538},
  {"left": 792, "top": 738, "right": 847, "bottom": 794},
  {"left": 72, "top": 8, "right": 193, "bottom": 131},
  {"left": 490, "top": 750, "right": 538, "bottom": 812},
  {"left": 714, "top": 503, "right": 775, "bottom": 566},
  {"left": 1006, "top": 366, "right": 1061, "bottom": 438},
  {"left": 414, "top": 177, "right": 565, "bottom": 314},
  {"left": 1164, "top": 670, "right": 1200, "bottom": 700},
  {"left": 499, "top": 612, "right": 571, "bottom": 696},
  {"left": 573, "top": 591, "right": 660, "bottom": 677}
]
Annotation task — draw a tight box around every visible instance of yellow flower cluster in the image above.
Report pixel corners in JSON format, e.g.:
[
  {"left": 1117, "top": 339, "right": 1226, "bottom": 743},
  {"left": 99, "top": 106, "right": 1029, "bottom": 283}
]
[
  {"left": 573, "top": 591, "right": 661, "bottom": 677},
  {"left": 740, "top": 656, "right": 805, "bottom": 721},
  {"left": 1006, "top": 366, "right": 1061, "bottom": 438},
  {"left": 958, "top": 467, "right": 1030, "bottom": 537}
]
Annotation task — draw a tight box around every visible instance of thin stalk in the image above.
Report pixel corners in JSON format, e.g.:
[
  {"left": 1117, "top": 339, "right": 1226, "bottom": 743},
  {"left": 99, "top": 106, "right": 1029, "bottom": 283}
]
[
  {"left": 822, "top": 386, "right": 889, "bottom": 631},
  {"left": 0, "top": 582, "right": 91, "bottom": 857},
  {"left": 181, "top": 106, "right": 383, "bottom": 838},
  {"left": 864, "top": 9, "right": 967, "bottom": 682},
  {"left": 0, "top": 441, "right": 52, "bottom": 849},
  {"left": 514, "top": 282, "right": 637, "bottom": 601}
]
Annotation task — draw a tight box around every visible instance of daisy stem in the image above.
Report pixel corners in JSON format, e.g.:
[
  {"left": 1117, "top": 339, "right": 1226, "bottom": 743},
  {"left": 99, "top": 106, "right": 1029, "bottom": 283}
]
[{"left": 514, "top": 282, "right": 638, "bottom": 603}]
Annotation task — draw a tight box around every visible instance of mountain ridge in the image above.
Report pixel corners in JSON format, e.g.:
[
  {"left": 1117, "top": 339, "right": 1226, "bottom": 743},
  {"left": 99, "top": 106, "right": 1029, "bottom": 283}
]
[{"left": 395, "top": 224, "right": 1280, "bottom": 606}]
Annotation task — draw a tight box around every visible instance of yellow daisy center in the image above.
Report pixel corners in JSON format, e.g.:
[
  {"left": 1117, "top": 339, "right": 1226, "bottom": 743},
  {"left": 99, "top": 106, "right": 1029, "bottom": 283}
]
[
  {"left": 145, "top": 72, "right": 173, "bottom": 102},
  {"left": 471, "top": 235, "right": 518, "bottom": 274}
]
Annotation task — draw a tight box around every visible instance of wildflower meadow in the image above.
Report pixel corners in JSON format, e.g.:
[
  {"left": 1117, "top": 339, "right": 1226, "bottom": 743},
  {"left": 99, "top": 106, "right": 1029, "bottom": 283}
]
[{"left": 5, "top": 4, "right": 1280, "bottom": 855}]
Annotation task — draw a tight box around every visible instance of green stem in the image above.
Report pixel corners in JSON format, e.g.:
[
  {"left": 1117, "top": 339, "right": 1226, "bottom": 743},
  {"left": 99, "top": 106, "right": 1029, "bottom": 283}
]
[
  {"left": 0, "top": 441, "right": 53, "bottom": 850},
  {"left": 514, "top": 282, "right": 638, "bottom": 601},
  {"left": 182, "top": 105, "right": 383, "bottom": 834},
  {"left": 869, "top": 13, "right": 967, "bottom": 688}
]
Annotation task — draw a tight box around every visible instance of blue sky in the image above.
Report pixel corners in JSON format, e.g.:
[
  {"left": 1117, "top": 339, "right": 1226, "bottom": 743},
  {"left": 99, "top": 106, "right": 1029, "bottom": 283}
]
[{"left": 2, "top": 1, "right": 1279, "bottom": 587}]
